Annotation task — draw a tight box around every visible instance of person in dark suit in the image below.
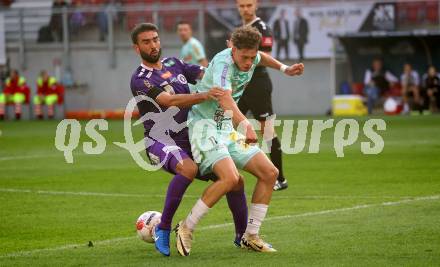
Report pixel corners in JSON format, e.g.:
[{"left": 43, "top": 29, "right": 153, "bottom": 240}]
[
  {"left": 293, "top": 8, "right": 308, "bottom": 61},
  {"left": 273, "top": 9, "right": 290, "bottom": 60}
]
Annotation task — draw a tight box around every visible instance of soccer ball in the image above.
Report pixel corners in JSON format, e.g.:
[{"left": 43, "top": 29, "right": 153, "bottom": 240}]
[
  {"left": 384, "top": 97, "right": 403, "bottom": 115},
  {"left": 136, "top": 211, "right": 162, "bottom": 243}
]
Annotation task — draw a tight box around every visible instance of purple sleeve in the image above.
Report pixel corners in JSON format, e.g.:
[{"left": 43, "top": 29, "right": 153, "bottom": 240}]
[
  {"left": 179, "top": 60, "right": 203, "bottom": 84},
  {"left": 131, "top": 77, "right": 164, "bottom": 100}
]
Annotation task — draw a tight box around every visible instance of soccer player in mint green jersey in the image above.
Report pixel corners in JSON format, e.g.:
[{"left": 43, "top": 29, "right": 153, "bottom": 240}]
[
  {"left": 175, "top": 26, "right": 304, "bottom": 255},
  {"left": 177, "top": 21, "right": 208, "bottom": 67}
]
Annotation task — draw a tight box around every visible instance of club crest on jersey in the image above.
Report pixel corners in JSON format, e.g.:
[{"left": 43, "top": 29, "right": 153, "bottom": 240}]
[
  {"left": 177, "top": 74, "right": 188, "bottom": 85},
  {"left": 161, "top": 71, "right": 172, "bottom": 79}
]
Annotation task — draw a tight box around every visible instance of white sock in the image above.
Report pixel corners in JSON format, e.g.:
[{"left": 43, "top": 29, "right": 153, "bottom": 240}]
[
  {"left": 184, "top": 199, "right": 210, "bottom": 230},
  {"left": 245, "top": 203, "right": 268, "bottom": 236}
]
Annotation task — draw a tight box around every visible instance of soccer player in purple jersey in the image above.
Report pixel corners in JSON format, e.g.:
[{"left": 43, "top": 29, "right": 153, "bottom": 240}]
[{"left": 129, "top": 23, "right": 249, "bottom": 256}]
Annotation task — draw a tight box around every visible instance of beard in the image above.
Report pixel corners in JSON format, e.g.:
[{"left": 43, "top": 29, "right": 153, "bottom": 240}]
[{"left": 140, "top": 48, "right": 161, "bottom": 63}]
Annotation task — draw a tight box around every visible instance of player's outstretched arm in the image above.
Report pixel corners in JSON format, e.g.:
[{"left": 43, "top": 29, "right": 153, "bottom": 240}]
[
  {"left": 155, "top": 89, "right": 223, "bottom": 108},
  {"left": 258, "top": 51, "right": 304, "bottom": 77}
]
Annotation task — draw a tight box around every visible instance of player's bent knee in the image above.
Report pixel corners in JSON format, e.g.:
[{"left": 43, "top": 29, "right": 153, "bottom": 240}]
[
  {"left": 225, "top": 176, "right": 240, "bottom": 191},
  {"left": 263, "top": 166, "right": 278, "bottom": 185},
  {"left": 231, "top": 175, "right": 244, "bottom": 191},
  {"left": 218, "top": 172, "right": 240, "bottom": 191}
]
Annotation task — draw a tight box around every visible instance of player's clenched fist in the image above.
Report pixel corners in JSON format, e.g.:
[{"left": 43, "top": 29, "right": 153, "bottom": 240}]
[
  {"left": 243, "top": 122, "right": 258, "bottom": 144},
  {"left": 284, "top": 63, "right": 304, "bottom": 76}
]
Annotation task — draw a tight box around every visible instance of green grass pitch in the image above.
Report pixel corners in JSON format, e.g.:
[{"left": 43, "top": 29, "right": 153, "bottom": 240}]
[{"left": 0, "top": 116, "right": 439, "bottom": 266}]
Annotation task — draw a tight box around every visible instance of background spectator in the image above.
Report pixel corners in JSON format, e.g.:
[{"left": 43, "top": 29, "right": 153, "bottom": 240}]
[
  {"left": 96, "top": 0, "right": 120, "bottom": 41},
  {"left": 70, "top": 1, "right": 86, "bottom": 37},
  {"left": 33, "top": 70, "right": 60, "bottom": 120},
  {"left": 49, "top": 0, "right": 68, "bottom": 42},
  {"left": 423, "top": 65, "right": 440, "bottom": 112},
  {"left": 273, "top": 9, "right": 290, "bottom": 60},
  {"left": 177, "top": 21, "right": 208, "bottom": 67},
  {"left": 293, "top": 8, "right": 308, "bottom": 61},
  {"left": 363, "top": 58, "right": 398, "bottom": 114},
  {"left": 400, "top": 63, "right": 421, "bottom": 114},
  {"left": 0, "top": 69, "right": 30, "bottom": 120}
]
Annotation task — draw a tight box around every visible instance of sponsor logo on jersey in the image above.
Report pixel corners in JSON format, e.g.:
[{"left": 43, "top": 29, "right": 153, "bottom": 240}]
[
  {"left": 261, "top": 37, "right": 273, "bottom": 47},
  {"left": 161, "top": 71, "right": 172, "bottom": 79}
]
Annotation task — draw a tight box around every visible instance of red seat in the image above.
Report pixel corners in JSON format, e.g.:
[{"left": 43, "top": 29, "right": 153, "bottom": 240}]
[
  {"left": 386, "top": 83, "right": 402, "bottom": 97},
  {"left": 126, "top": 11, "right": 153, "bottom": 30},
  {"left": 426, "top": 1, "right": 438, "bottom": 24},
  {"left": 406, "top": 3, "right": 421, "bottom": 23},
  {"left": 56, "top": 84, "right": 65, "bottom": 105},
  {"left": 351, "top": 83, "right": 364, "bottom": 96}
]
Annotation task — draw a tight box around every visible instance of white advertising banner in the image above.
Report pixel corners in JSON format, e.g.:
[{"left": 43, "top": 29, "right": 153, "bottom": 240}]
[{"left": 268, "top": 2, "right": 375, "bottom": 60}]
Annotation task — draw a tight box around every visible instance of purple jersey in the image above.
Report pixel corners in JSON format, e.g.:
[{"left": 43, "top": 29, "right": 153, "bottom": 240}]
[{"left": 130, "top": 57, "right": 203, "bottom": 143}]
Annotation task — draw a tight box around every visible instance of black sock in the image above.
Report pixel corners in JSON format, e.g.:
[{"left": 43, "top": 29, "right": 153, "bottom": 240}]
[{"left": 269, "top": 137, "right": 285, "bottom": 182}]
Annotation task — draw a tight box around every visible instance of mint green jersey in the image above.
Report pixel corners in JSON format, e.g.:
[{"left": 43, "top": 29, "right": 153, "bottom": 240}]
[
  {"left": 180, "top": 37, "right": 206, "bottom": 65},
  {"left": 189, "top": 48, "right": 261, "bottom": 131},
  {"left": 188, "top": 48, "right": 261, "bottom": 174}
]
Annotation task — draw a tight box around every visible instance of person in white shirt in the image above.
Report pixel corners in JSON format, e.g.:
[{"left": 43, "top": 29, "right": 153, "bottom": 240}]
[{"left": 400, "top": 63, "right": 421, "bottom": 114}]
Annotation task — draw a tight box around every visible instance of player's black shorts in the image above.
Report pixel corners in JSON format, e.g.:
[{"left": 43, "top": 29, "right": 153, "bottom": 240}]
[{"left": 238, "top": 68, "right": 274, "bottom": 121}]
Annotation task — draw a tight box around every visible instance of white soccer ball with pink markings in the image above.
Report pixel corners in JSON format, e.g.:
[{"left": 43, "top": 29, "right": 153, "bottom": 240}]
[{"left": 136, "top": 211, "right": 162, "bottom": 243}]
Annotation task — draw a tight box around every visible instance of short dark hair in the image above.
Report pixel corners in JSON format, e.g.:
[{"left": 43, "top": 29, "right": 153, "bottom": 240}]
[
  {"left": 131, "top": 23, "right": 159, "bottom": 44},
  {"left": 230, "top": 26, "right": 261, "bottom": 50},
  {"left": 177, "top": 21, "right": 191, "bottom": 28}
]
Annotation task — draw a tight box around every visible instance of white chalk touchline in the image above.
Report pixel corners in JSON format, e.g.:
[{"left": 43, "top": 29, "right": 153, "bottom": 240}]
[
  {"left": 0, "top": 188, "right": 420, "bottom": 200},
  {"left": 0, "top": 194, "right": 438, "bottom": 259},
  {"left": 0, "top": 188, "right": 199, "bottom": 199},
  {"left": 198, "top": 194, "right": 440, "bottom": 230},
  {"left": 0, "top": 150, "right": 126, "bottom": 162}
]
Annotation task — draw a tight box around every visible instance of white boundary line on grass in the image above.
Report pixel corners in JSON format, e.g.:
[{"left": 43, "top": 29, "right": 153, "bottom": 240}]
[
  {"left": 0, "top": 194, "right": 438, "bottom": 259},
  {"left": 0, "top": 150, "right": 126, "bottom": 162},
  {"left": 0, "top": 188, "right": 197, "bottom": 199},
  {"left": 0, "top": 154, "right": 65, "bottom": 161},
  {"left": 198, "top": 194, "right": 440, "bottom": 230},
  {"left": 0, "top": 188, "right": 423, "bottom": 200}
]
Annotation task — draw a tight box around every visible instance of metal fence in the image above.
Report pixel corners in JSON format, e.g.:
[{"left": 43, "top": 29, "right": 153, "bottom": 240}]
[{"left": 3, "top": 3, "right": 210, "bottom": 70}]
